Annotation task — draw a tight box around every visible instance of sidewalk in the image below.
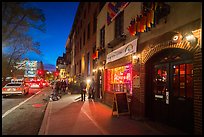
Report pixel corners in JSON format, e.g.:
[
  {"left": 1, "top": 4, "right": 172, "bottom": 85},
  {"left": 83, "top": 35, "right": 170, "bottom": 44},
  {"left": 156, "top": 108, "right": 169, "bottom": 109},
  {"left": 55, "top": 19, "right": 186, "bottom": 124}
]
[{"left": 38, "top": 93, "right": 188, "bottom": 135}]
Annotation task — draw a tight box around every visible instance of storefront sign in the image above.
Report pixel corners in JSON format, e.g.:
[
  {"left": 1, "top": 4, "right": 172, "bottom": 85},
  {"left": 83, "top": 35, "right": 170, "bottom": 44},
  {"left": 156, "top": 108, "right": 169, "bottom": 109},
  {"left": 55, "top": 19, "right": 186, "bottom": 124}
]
[
  {"left": 112, "top": 92, "right": 130, "bottom": 117},
  {"left": 106, "top": 39, "right": 137, "bottom": 63},
  {"left": 24, "top": 61, "right": 37, "bottom": 77},
  {"left": 155, "top": 95, "right": 163, "bottom": 98},
  {"left": 166, "top": 91, "right": 169, "bottom": 104},
  {"left": 133, "top": 75, "right": 140, "bottom": 88}
]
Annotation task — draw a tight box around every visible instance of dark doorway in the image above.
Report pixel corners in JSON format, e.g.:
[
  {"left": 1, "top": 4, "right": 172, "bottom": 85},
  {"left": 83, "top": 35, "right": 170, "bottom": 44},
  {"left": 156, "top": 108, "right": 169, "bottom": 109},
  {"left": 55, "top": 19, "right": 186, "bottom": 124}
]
[
  {"left": 145, "top": 48, "right": 194, "bottom": 134},
  {"left": 96, "top": 70, "right": 102, "bottom": 99}
]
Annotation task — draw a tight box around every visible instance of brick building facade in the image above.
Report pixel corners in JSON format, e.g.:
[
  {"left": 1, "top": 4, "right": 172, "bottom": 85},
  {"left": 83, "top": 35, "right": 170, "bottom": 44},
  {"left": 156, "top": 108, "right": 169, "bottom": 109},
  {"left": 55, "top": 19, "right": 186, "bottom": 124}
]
[
  {"left": 66, "top": 2, "right": 202, "bottom": 135},
  {"left": 96, "top": 2, "right": 202, "bottom": 135}
]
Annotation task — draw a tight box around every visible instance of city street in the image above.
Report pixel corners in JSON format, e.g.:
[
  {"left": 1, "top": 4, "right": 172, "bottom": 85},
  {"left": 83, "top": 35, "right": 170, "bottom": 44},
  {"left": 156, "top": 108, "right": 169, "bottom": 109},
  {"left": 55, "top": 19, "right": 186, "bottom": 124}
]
[
  {"left": 2, "top": 2, "right": 202, "bottom": 135},
  {"left": 2, "top": 87, "right": 52, "bottom": 135}
]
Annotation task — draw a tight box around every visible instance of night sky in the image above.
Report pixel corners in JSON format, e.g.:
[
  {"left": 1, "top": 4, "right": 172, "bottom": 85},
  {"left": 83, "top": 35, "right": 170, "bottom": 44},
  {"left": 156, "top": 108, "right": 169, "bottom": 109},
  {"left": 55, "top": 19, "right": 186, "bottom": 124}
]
[{"left": 23, "top": 2, "right": 79, "bottom": 71}]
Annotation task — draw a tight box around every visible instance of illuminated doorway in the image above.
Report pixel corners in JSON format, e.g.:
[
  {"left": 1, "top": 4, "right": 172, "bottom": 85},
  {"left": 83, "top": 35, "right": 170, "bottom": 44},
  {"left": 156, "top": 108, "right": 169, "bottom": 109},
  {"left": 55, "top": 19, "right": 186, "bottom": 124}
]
[{"left": 145, "top": 48, "right": 194, "bottom": 134}]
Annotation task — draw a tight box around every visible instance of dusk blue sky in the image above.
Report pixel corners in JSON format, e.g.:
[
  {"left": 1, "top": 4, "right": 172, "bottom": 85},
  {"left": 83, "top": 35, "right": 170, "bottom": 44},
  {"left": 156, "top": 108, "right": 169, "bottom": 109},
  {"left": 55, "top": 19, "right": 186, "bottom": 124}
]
[{"left": 23, "top": 2, "right": 79, "bottom": 71}]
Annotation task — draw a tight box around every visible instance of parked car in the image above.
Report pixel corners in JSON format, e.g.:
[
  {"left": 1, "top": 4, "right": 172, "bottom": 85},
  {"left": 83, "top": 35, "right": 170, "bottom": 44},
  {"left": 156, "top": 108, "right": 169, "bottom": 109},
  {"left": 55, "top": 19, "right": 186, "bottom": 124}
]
[
  {"left": 2, "top": 77, "right": 13, "bottom": 87},
  {"left": 2, "top": 82, "right": 29, "bottom": 97}
]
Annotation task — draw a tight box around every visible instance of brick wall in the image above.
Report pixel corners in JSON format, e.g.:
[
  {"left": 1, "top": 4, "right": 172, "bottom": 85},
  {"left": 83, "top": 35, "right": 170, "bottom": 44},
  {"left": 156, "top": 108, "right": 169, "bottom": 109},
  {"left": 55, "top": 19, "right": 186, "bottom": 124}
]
[
  {"left": 130, "top": 63, "right": 145, "bottom": 119},
  {"left": 193, "top": 49, "right": 202, "bottom": 135},
  {"left": 133, "top": 28, "right": 202, "bottom": 134}
]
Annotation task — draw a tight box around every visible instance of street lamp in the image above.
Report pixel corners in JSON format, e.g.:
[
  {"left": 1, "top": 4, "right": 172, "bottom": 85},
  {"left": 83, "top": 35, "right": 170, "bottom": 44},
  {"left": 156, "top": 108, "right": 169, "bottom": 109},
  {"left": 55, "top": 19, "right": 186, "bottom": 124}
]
[
  {"left": 86, "top": 78, "right": 91, "bottom": 84},
  {"left": 184, "top": 33, "right": 198, "bottom": 46}
]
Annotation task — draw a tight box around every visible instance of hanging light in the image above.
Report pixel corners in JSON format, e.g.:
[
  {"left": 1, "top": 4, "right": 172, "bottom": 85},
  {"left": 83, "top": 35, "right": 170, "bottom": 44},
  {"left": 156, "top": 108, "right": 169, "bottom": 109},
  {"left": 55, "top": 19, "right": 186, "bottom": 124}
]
[
  {"left": 86, "top": 78, "right": 91, "bottom": 84},
  {"left": 183, "top": 32, "right": 198, "bottom": 46},
  {"left": 185, "top": 33, "right": 196, "bottom": 41},
  {"left": 172, "top": 33, "right": 182, "bottom": 43}
]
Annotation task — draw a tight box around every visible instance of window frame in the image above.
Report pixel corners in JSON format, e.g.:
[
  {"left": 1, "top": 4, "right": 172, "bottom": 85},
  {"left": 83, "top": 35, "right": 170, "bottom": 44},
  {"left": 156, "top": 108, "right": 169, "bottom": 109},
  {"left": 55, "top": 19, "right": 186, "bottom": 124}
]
[
  {"left": 115, "top": 11, "right": 124, "bottom": 38},
  {"left": 100, "top": 26, "right": 105, "bottom": 49}
]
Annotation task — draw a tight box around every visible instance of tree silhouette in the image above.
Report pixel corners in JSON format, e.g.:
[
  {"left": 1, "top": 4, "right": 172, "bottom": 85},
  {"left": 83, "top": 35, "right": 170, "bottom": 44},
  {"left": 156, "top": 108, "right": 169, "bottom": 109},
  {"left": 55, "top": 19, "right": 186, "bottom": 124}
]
[
  {"left": 2, "top": 2, "right": 45, "bottom": 77},
  {"left": 2, "top": 2, "right": 46, "bottom": 43}
]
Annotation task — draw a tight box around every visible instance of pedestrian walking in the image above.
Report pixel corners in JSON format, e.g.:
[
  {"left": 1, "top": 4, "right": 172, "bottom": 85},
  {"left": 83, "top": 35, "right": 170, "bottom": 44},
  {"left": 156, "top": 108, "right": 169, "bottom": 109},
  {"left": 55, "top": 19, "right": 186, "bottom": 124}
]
[
  {"left": 91, "top": 79, "right": 95, "bottom": 99},
  {"left": 61, "top": 80, "right": 67, "bottom": 94},
  {"left": 56, "top": 80, "right": 62, "bottom": 97},
  {"left": 88, "top": 79, "right": 95, "bottom": 99},
  {"left": 88, "top": 84, "right": 92, "bottom": 99},
  {"left": 65, "top": 78, "right": 70, "bottom": 94},
  {"left": 80, "top": 81, "right": 86, "bottom": 101},
  {"left": 88, "top": 79, "right": 94, "bottom": 99},
  {"left": 50, "top": 80, "right": 61, "bottom": 101}
]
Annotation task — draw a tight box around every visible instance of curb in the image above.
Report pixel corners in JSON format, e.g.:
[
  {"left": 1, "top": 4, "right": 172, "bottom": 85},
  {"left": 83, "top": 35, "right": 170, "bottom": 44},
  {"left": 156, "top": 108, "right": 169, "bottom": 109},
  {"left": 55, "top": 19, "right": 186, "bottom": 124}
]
[{"left": 38, "top": 101, "right": 51, "bottom": 135}]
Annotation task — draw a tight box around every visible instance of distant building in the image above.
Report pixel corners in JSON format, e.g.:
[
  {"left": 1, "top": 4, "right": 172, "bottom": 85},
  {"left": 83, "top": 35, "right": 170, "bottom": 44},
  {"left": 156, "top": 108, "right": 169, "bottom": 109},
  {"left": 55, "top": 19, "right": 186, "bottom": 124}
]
[
  {"left": 56, "top": 53, "right": 67, "bottom": 79},
  {"left": 65, "top": 2, "right": 105, "bottom": 85}
]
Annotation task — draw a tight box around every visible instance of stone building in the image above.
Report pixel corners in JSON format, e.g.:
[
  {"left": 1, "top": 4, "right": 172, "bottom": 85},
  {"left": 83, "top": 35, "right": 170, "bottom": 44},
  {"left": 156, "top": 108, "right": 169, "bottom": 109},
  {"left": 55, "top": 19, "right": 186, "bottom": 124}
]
[
  {"left": 65, "top": 2, "right": 106, "bottom": 91},
  {"left": 56, "top": 53, "right": 66, "bottom": 79}
]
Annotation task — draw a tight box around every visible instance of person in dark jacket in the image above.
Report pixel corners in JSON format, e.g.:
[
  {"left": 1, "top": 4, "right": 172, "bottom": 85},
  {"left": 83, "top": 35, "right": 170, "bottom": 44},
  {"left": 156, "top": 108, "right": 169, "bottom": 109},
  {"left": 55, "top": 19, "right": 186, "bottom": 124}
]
[
  {"left": 88, "top": 79, "right": 95, "bottom": 99},
  {"left": 51, "top": 80, "right": 61, "bottom": 100},
  {"left": 91, "top": 79, "right": 95, "bottom": 99},
  {"left": 80, "top": 81, "right": 86, "bottom": 101},
  {"left": 61, "top": 80, "right": 67, "bottom": 94}
]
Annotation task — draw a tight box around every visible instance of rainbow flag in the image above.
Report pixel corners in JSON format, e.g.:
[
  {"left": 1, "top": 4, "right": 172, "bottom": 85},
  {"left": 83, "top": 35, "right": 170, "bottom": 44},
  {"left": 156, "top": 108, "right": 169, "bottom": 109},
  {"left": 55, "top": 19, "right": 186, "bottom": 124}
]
[
  {"left": 92, "top": 50, "right": 98, "bottom": 60},
  {"left": 107, "top": 2, "right": 129, "bottom": 25},
  {"left": 127, "top": 18, "right": 136, "bottom": 36}
]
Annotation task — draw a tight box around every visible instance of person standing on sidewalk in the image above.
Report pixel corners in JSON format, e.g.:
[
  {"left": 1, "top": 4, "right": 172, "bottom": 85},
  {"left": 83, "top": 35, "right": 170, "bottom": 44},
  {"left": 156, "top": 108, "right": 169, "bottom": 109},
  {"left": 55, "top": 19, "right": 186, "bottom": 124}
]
[
  {"left": 91, "top": 78, "right": 95, "bottom": 100},
  {"left": 80, "top": 81, "right": 86, "bottom": 101},
  {"left": 61, "top": 80, "right": 67, "bottom": 94},
  {"left": 88, "top": 79, "right": 95, "bottom": 100}
]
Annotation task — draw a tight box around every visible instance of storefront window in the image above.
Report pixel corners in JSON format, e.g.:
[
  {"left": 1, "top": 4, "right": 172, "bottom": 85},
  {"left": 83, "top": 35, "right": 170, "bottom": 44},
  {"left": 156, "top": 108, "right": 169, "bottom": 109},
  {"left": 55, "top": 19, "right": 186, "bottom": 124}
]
[
  {"left": 105, "top": 64, "right": 132, "bottom": 94},
  {"left": 172, "top": 63, "right": 193, "bottom": 98},
  {"left": 153, "top": 64, "right": 168, "bottom": 97}
]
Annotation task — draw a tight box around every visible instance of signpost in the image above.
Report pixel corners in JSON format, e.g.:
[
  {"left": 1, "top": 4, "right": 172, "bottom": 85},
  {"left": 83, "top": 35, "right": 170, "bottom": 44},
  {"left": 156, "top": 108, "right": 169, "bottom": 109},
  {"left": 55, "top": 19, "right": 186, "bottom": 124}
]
[{"left": 112, "top": 92, "right": 130, "bottom": 117}]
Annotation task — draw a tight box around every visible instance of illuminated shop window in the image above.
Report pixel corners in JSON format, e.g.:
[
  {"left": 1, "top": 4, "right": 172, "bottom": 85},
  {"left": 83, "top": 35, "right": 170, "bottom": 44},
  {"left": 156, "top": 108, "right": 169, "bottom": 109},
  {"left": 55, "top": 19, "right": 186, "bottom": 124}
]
[
  {"left": 153, "top": 65, "right": 168, "bottom": 97},
  {"left": 173, "top": 63, "right": 193, "bottom": 98},
  {"left": 105, "top": 64, "right": 132, "bottom": 95}
]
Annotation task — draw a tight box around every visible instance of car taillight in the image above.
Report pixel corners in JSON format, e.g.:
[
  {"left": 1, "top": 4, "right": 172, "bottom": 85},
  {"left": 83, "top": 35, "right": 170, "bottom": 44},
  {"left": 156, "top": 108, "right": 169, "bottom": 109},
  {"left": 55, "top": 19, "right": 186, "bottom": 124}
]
[
  {"left": 2, "top": 88, "right": 7, "bottom": 91},
  {"left": 16, "top": 87, "right": 22, "bottom": 90}
]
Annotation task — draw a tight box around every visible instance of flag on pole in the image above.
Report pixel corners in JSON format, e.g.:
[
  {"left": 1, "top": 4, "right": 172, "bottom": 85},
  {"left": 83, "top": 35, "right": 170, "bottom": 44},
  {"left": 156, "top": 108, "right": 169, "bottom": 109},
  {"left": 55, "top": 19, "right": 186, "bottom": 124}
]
[
  {"left": 107, "top": 2, "right": 129, "bottom": 25},
  {"left": 92, "top": 50, "right": 98, "bottom": 60}
]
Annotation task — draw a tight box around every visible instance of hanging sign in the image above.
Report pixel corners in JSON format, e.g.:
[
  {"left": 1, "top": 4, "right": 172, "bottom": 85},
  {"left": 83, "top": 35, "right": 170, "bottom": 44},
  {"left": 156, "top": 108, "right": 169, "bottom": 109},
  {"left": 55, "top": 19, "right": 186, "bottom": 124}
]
[
  {"left": 24, "top": 61, "right": 37, "bottom": 77},
  {"left": 106, "top": 39, "right": 137, "bottom": 63}
]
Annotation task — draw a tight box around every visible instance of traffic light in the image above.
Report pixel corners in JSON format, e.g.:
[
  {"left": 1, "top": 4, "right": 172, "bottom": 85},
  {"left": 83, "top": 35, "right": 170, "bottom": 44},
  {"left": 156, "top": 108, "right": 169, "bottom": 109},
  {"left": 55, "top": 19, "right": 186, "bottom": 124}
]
[
  {"left": 54, "top": 71, "right": 59, "bottom": 76},
  {"left": 37, "top": 69, "right": 44, "bottom": 75}
]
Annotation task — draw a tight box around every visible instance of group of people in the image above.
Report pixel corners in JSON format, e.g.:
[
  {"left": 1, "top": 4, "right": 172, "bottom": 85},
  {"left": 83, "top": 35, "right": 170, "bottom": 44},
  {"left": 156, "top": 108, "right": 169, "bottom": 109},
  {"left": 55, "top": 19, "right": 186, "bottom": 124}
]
[
  {"left": 50, "top": 78, "right": 96, "bottom": 102},
  {"left": 80, "top": 79, "right": 95, "bottom": 101},
  {"left": 51, "top": 79, "right": 69, "bottom": 101}
]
